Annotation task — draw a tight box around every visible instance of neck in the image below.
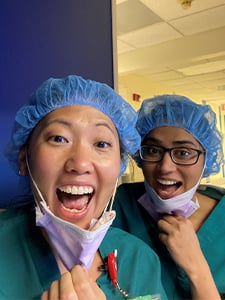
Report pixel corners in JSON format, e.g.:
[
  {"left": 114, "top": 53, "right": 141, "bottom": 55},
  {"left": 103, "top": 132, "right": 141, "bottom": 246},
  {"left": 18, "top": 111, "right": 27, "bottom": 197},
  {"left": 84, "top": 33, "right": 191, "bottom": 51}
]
[
  {"left": 189, "top": 191, "right": 217, "bottom": 231},
  {"left": 42, "top": 227, "right": 103, "bottom": 279},
  {"left": 88, "top": 251, "right": 104, "bottom": 281}
]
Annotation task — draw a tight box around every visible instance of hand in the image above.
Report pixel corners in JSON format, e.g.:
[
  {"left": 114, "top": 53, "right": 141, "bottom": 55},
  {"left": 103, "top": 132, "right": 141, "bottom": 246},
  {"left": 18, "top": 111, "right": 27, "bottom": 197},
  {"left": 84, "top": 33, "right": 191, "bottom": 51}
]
[
  {"left": 157, "top": 215, "right": 220, "bottom": 300},
  {"left": 157, "top": 215, "right": 202, "bottom": 274},
  {"left": 41, "top": 265, "right": 106, "bottom": 300}
]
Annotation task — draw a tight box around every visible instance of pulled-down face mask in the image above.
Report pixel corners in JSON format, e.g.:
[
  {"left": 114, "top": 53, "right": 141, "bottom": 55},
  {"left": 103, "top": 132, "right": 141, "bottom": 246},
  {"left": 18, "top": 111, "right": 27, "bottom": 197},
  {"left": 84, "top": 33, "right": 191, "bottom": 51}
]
[
  {"left": 26, "top": 156, "right": 116, "bottom": 271},
  {"left": 139, "top": 180, "right": 200, "bottom": 221},
  {"left": 36, "top": 201, "right": 115, "bottom": 270}
]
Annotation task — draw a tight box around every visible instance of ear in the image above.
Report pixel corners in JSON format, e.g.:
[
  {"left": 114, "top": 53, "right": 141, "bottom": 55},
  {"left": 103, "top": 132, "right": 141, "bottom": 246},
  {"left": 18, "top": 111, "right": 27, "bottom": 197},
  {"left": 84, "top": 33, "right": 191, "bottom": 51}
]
[{"left": 18, "top": 146, "right": 28, "bottom": 175}]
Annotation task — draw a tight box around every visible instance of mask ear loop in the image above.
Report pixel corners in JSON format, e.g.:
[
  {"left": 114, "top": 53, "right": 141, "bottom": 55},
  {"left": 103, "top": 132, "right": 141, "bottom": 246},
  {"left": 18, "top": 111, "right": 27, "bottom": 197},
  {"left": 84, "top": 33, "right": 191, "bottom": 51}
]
[
  {"left": 90, "top": 178, "right": 118, "bottom": 231},
  {"left": 109, "top": 177, "right": 118, "bottom": 212},
  {"left": 102, "top": 177, "right": 118, "bottom": 214},
  {"left": 25, "top": 151, "right": 46, "bottom": 212}
]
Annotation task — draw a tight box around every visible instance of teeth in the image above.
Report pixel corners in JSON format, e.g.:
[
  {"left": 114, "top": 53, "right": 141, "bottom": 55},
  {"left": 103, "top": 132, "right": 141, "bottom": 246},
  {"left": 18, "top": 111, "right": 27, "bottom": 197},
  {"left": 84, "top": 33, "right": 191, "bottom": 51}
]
[
  {"left": 158, "top": 179, "right": 177, "bottom": 185},
  {"left": 59, "top": 186, "right": 94, "bottom": 195}
]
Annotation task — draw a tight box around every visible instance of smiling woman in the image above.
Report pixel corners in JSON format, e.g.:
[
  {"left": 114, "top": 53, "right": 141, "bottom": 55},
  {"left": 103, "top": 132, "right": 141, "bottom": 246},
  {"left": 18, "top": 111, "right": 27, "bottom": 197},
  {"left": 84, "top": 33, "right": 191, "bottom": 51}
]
[
  {"left": 23, "top": 105, "right": 121, "bottom": 231},
  {"left": 113, "top": 94, "right": 223, "bottom": 300},
  {"left": 2, "top": 74, "right": 167, "bottom": 300}
]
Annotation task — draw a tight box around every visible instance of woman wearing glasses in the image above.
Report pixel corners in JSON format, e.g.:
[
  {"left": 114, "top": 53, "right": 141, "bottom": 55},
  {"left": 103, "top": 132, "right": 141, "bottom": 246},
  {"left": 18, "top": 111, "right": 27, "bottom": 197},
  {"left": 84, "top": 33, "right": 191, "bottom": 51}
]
[{"left": 113, "top": 95, "right": 223, "bottom": 299}]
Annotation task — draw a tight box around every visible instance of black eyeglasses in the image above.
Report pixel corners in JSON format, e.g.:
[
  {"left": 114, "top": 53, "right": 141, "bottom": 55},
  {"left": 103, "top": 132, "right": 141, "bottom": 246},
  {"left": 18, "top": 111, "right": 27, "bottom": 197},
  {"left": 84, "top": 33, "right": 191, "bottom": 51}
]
[{"left": 139, "top": 145, "right": 206, "bottom": 166}]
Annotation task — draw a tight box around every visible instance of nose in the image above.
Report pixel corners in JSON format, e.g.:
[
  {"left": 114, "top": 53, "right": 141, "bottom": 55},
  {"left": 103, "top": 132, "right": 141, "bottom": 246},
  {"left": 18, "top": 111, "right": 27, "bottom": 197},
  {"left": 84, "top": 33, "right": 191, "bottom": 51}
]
[
  {"left": 158, "top": 151, "right": 177, "bottom": 172},
  {"left": 64, "top": 144, "right": 94, "bottom": 174}
]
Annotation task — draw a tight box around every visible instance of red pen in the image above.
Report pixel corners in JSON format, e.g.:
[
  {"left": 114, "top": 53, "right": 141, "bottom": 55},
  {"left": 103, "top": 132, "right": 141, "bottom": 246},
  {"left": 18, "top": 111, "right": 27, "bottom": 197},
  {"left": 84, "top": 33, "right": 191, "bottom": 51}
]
[
  {"left": 107, "top": 249, "right": 129, "bottom": 297},
  {"left": 107, "top": 249, "right": 118, "bottom": 287}
]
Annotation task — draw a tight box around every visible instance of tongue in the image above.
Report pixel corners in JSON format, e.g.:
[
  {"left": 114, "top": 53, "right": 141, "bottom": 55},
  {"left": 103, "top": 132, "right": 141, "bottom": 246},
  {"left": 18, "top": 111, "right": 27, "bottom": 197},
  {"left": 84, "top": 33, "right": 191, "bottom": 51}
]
[
  {"left": 159, "top": 184, "right": 178, "bottom": 198},
  {"left": 62, "top": 195, "right": 89, "bottom": 210}
]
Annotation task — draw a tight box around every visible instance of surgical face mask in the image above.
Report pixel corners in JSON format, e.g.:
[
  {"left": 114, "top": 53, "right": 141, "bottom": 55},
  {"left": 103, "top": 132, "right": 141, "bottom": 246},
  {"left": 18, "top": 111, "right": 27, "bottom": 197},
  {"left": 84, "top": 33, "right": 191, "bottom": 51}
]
[
  {"left": 139, "top": 179, "right": 200, "bottom": 221},
  {"left": 26, "top": 155, "right": 116, "bottom": 270},
  {"left": 138, "top": 160, "right": 206, "bottom": 221},
  {"left": 36, "top": 201, "right": 115, "bottom": 270}
]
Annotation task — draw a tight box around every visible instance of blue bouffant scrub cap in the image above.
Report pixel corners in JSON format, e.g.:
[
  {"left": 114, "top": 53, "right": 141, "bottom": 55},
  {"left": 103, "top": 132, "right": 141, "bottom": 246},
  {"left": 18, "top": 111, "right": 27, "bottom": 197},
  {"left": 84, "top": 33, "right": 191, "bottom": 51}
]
[
  {"left": 5, "top": 74, "right": 141, "bottom": 177},
  {"left": 134, "top": 94, "right": 223, "bottom": 178}
]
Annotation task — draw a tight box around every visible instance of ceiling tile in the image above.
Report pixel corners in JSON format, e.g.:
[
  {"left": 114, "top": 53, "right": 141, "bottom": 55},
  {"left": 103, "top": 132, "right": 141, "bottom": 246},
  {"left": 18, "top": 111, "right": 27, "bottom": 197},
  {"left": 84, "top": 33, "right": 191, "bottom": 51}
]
[
  {"left": 119, "top": 22, "right": 182, "bottom": 48},
  {"left": 117, "top": 0, "right": 162, "bottom": 35},
  {"left": 136, "top": 65, "right": 171, "bottom": 75},
  {"left": 177, "top": 60, "right": 225, "bottom": 75},
  {"left": 164, "top": 77, "right": 197, "bottom": 86},
  {"left": 147, "top": 70, "right": 184, "bottom": 81},
  {"left": 170, "top": 5, "right": 225, "bottom": 35},
  {"left": 116, "top": 0, "right": 225, "bottom": 103},
  {"left": 117, "top": 39, "right": 136, "bottom": 54},
  {"left": 189, "top": 71, "right": 225, "bottom": 82},
  {"left": 201, "top": 77, "right": 225, "bottom": 88},
  {"left": 140, "top": 0, "right": 225, "bottom": 21}
]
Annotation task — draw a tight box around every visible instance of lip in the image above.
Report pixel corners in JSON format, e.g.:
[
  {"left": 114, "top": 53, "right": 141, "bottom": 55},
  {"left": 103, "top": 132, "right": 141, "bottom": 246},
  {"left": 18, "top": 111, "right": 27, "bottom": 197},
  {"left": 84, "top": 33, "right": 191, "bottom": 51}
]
[{"left": 55, "top": 184, "right": 95, "bottom": 221}]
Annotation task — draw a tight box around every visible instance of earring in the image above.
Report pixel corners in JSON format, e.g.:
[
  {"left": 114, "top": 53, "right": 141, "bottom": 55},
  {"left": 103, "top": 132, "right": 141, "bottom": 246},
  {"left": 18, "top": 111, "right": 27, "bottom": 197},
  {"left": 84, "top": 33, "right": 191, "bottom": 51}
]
[{"left": 18, "top": 170, "right": 21, "bottom": 175}]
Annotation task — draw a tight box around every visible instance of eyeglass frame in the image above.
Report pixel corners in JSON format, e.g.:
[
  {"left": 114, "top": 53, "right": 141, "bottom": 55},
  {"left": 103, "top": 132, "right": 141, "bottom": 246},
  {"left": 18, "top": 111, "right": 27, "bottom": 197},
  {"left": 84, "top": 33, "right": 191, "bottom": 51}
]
[{"left": 139, "top": 145, "right": 206, "bottom": 166}]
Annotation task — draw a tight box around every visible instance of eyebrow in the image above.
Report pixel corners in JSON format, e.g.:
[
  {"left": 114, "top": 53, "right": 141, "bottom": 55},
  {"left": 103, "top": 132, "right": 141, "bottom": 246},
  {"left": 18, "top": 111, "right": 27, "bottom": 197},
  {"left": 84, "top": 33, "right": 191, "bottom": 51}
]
[
  {"left": 96, "top": 122, "right": 117, "bottom": 135},
  {"left": 44, "top": 119, "right": 117, "bottom": 136},
  {"left": 144, "top": 137, "right": 197, "bottom": 147},
  {"left": 44, "top": 119, "right": 72, "bottom": 128}
]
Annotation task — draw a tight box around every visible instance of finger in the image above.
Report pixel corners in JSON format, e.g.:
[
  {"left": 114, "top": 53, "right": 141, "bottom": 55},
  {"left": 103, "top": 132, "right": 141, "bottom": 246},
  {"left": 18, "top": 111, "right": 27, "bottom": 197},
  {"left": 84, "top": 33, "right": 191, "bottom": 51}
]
[
  {"left": 60, "top": 271, "right": 78, "bottom": 300},
  {"left": 158, "top": 231, "right": 168, "bottom": 243},
  {"left": 42, "top": 280, "right": 60, "bottom": 300},
  {"left": 41, "top": 290, "right": 49, "bottom": 300},
  {"left": 157, "top": 217, "right": 174, "bottom": 233},
  {"left": 49, "top": 280, "right": 59, "bottom": 300},
  {"left": 71, "top": 266, "right": 93, "bottom": 295},
  {"left": 158, "top": 215, "right": 188, "bottom": 233},
  {"left": 71, "top": 265, "right": 106, "bottom": 299},
  {"left": 160, "top": 214, "right": 185, "bottom": 224}
]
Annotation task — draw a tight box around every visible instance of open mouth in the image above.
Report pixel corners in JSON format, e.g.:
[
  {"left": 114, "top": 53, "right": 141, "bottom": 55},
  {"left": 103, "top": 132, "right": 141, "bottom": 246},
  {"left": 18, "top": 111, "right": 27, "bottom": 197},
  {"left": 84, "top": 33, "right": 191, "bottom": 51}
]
[
  {"left": 56, "top": 186, "right": 94, "bottom": 213},
  {"left": 157, "top": 179, "right": 182, "bottom": 198}
]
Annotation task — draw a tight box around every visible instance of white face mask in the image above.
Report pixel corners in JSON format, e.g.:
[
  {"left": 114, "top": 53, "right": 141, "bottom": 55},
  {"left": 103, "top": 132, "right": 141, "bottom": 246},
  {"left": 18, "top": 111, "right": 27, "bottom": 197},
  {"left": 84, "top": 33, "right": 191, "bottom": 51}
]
[
  {"left": 139, "top": 180, "right": 199, "bottom": 221},
  {"left": 138, "top": 168, "right": 204, "bottom": 221},
  {"left": 26, "top": 155, "right": 117, "bottom": 270},
  {"left": 138, "top": 161, "right": 205, "bottom": 221},
  {"left": 36, "top": 201, "right": 115, "bottom": 270}
]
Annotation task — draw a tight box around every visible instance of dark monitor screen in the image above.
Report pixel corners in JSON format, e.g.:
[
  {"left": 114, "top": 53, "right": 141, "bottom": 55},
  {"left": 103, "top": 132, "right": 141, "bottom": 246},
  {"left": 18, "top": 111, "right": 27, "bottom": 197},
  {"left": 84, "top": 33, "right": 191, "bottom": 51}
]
[{"left": 0, "top": 0, "right": 115, "bottom": 206}]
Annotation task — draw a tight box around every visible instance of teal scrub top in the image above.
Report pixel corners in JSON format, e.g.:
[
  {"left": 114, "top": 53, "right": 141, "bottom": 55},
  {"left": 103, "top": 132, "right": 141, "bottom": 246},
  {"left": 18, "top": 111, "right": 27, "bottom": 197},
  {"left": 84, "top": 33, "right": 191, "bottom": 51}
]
[
  {"left": 113, "top": 182, "right": 225, "bottom": 299},
  {"left": 0, "top": 203, "right": 167, "bottom": 300}
]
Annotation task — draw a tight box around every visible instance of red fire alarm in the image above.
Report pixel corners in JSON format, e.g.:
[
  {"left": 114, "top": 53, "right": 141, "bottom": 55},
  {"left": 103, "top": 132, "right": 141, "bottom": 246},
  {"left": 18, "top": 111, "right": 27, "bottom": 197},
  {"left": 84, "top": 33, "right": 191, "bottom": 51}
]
[{"left": 132, "top": 93, "right": 140, "bottom": 102}]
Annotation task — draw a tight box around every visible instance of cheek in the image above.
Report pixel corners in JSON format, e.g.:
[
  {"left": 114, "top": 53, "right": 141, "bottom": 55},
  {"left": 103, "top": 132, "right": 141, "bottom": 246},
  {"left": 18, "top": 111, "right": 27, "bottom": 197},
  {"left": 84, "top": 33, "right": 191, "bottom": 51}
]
[
  {"left": 99, "top": 150, "right": 121, "bottom": 175},
  {"left": 141, "top": 163, "right": 155, "bottom": 182},
  {"left": 182, "top": 163, "right": 204, "bottom": 190},
  {"left": 100, "top": 160, "right": 120, "bottom": 182},
  {"left": 28, "top": 148, "right": 59, "bottom": 183},
  {"left": 183, "top": 172, "right": 199, "bottom": 190},
  {"left": 97, "top": 157, "right": 120, "bottom": 193}
]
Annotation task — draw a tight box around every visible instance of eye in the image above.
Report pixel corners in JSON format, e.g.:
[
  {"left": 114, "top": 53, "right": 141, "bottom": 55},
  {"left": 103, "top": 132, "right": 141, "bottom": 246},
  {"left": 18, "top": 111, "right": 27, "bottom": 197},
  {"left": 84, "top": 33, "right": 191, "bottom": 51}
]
[
  {"left": 174, "top": 148, "right": 192, "bottom": 158},
  {"left": 145, "top": 146, "right": 161, "bottom": 155},
  {"left": 49, "top": 135, "right": 68, "bottom": 143},
  {"left": 96, "top": 141, "right": 111, "bottom": 148},
  {"left": 149, "top": 146, "right": 160, "bottom": 154}
]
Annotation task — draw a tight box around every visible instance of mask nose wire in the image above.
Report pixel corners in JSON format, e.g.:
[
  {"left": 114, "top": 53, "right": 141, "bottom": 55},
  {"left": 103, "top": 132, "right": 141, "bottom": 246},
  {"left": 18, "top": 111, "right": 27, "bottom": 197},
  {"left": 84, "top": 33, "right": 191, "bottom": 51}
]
[{"left": 25, "top": 151, "right": 45, "bottom": 211}]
